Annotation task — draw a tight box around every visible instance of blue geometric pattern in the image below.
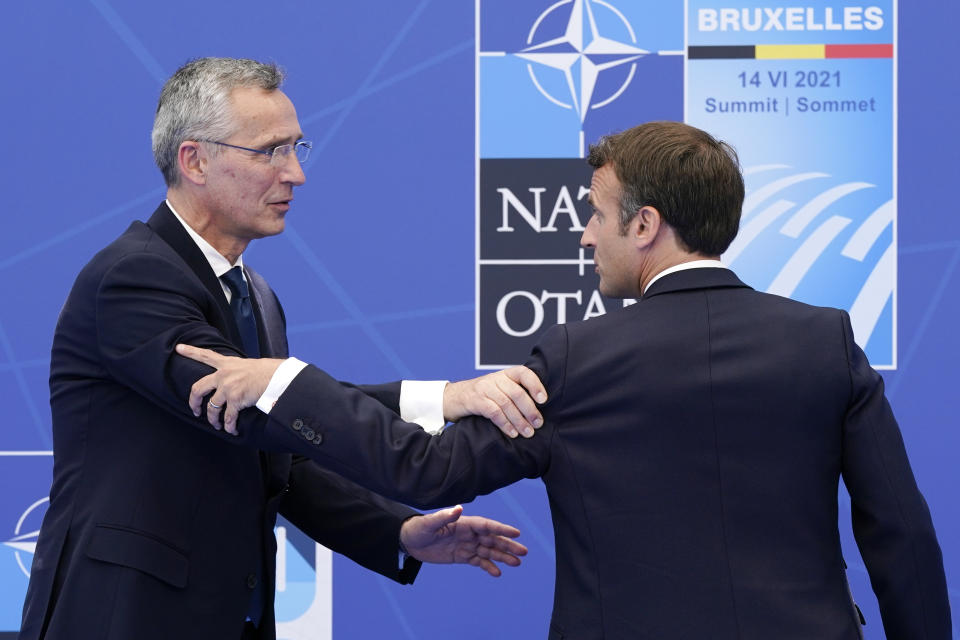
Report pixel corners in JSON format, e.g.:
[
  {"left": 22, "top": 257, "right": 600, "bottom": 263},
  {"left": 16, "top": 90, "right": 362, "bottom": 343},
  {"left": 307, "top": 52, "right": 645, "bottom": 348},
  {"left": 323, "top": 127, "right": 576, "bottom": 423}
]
[{"left": 725, "top": 166, "right": 895, "bottom": 366}]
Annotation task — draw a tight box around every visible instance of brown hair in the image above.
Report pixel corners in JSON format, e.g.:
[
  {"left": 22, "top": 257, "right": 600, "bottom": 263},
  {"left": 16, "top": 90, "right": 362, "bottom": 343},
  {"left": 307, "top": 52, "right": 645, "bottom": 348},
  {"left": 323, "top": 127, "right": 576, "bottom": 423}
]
[{"left": 587, "top": 121, "right": 744, "bottom": 255}]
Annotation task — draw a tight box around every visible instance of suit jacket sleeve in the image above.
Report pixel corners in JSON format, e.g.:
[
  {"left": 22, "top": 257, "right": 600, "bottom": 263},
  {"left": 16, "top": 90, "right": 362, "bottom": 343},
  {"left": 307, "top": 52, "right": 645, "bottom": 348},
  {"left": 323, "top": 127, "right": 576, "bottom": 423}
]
[
  {"left": 91, "top": 250, "right": 275, "bottom": 445},
  {"left": 246, "top": 260, "right": 419, "bottom": 582},
  {"left": 282, "top": 458, "right": 420, "bottom": 583},
  {"left": 838, "top": 311, "right": 951, "bottom": 638},
  {"left": 262, "top": 325, "right": 568, "bottom": 509},
  {"left": 351, "top": 382, "right": 401, "bottom": 410},
  {"left": 94, "top": 248, "right": 421, "bottom": 581}
]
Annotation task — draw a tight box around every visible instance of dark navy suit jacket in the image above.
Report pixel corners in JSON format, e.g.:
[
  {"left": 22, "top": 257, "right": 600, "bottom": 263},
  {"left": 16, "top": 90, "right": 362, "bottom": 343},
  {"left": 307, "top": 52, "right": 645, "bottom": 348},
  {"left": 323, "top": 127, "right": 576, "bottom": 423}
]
[
  {"left": 20, "top": 203, "right": 420, "bottom": 640},
  {"left": 263, "top": 268, "right": 950, "bottom": 639}
]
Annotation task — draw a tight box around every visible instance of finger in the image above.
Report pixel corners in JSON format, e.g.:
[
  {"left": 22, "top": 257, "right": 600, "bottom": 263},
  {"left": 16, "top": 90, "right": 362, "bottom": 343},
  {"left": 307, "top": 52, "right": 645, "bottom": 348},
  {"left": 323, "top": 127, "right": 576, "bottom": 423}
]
[
  {"left": 490, "top": 384, "right": 537, "bottom": 438},
  {"left": 188, "top": 374, "right": 219, "bottom": 416},
  {"left": 471, "top": 396, "right": 518, "bottom": 438},
  {"left": 459, "top": 516, "right": 521, "bottom": 538},
  {"left": 480, "top": 546, "right": 523, "bottom": 566},
  {"left": 487, "top": 536, "right": 527, "bottom": 556},
  {"left": 223, "top": 406, "right": 240, "bottom": 435},
  {"left": 176, "top": 344, "right": 226, "bottom": 368},
  {"left": 475, "top": 396, "right": 519, "bottom": 439},
  {"left": 206, "top": 396, "right": 225, "bottom": 431},
  {"left": 506, "top": 365, "right": 547, "bottom": 404},
  {"left": 497, "top": 375, "right": 543, "bottom": 436},
  {"left": 471, "top": 555, "right": 502, "bottom": 578},
  {"left": 484, "top": 375, "right": 538, "bottom": 437}
]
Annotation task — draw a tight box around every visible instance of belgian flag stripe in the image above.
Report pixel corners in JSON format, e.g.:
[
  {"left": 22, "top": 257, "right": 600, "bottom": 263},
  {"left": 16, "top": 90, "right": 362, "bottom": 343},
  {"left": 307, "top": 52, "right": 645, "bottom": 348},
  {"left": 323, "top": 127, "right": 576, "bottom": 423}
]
[{"left": 688, "top": 44, "right": 892, "bottom": 59}]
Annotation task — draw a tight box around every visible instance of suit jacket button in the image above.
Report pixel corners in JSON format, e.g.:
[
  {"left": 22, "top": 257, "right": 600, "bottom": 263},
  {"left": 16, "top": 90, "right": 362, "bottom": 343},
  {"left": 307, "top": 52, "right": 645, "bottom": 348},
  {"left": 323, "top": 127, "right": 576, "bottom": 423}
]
[
  {"left": 246, "top": 574, "right": 258, "bottom": 589},
  {"left": 292, "top": 419, "right": 303, "bottom": 431},
  {"left": 313, "top": 434, "right": 323, "bottom": 445},
  {"left": 302, "top": 428, "right": 315, "bottom": 440}
]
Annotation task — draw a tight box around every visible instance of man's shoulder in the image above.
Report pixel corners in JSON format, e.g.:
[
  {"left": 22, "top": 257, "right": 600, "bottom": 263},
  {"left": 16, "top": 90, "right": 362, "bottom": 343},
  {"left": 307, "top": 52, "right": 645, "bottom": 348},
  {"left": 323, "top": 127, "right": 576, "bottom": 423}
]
[
  {"left": 557, "top": 286, "right": 846, "bottom": 342},
  {"left": 560, "top": 300, "right": 643, "bottom": 336},
  {"left": 69, "top": 217, "right": 190, "bottom": 298},
  {"left": 85, "top": 217, "right": 178, "bottom": 270},
  {"left": 739, "top": 286, "right": 847, "bottom": 323}
]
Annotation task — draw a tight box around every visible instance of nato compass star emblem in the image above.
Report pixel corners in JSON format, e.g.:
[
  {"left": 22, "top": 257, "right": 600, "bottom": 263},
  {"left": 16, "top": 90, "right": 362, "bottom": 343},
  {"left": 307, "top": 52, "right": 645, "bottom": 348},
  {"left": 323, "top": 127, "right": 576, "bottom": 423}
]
[
  {"left": 5, "top": 497, "right": 47, "bottom": 577},
  {"left": 517, "top": 0, "right": 648, "bottom": 124}
]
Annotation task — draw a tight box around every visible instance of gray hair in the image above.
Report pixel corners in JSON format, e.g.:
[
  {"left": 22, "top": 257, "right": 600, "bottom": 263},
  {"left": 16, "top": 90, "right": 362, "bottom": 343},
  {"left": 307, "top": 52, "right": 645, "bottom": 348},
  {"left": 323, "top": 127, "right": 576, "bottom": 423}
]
[{"left": 152, "top": 57, "right": 285, "bottom": 186}]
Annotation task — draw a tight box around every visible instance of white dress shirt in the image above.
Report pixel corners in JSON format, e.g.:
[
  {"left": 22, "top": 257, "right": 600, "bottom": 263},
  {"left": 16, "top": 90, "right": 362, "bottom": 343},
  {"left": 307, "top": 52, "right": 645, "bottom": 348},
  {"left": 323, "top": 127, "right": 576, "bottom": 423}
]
[
  {"left": 167, "top": 200, "right": 447, "bottom": 429},
  {"left": 643, "top": 259, "right": 727, "bottom": 294}
]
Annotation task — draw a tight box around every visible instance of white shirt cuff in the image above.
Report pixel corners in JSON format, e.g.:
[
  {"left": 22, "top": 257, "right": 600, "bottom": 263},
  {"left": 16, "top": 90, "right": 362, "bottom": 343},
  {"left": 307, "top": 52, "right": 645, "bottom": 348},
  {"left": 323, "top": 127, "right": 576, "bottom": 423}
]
[
  {"left": 256, "top": 357, "right": 308, "bottom": 414},
  {"left": 400, "top": 380, "right": 448, "bottom": 435}
]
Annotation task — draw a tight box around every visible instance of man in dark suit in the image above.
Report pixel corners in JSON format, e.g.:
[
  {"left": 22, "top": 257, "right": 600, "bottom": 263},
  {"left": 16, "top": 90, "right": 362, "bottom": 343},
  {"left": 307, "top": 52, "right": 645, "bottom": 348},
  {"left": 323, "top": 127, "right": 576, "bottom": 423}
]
[
  {"left": 19, "top": 57, "right": 540, "bottom": 640},
  {"left": 178, "top": 121, "right": 951, "bottom": 639}
]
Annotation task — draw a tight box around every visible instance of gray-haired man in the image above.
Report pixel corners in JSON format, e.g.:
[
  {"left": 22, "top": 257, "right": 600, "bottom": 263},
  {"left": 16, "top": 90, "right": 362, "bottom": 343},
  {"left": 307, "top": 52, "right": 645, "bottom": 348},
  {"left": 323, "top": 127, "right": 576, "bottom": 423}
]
[{"left": 20, "top": 57, "right": 545, "bottom": 640}]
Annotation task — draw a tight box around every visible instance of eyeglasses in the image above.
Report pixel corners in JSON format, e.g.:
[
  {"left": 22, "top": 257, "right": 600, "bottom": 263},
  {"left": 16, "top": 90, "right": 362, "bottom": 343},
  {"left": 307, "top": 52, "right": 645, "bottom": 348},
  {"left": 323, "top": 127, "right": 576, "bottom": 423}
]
[{"left": 203, "top": 139, "right": 312, "bottom": 166}]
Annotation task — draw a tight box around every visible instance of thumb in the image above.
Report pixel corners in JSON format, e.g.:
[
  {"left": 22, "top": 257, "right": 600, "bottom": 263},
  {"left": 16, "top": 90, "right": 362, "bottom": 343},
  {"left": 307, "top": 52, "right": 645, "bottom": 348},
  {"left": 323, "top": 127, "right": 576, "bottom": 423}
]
[{"left": 427, "top": 504, "right": 463, "bottom": 529}]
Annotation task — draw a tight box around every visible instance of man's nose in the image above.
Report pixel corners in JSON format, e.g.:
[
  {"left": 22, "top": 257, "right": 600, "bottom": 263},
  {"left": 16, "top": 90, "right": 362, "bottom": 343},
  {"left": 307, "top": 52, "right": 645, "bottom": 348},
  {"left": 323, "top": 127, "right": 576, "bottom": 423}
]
[
  {"left": 280, "top": 153, "right": 306, "bottom": 186},
  {"left": 580, "top": 221, "right": 596, "bottom": 248}
]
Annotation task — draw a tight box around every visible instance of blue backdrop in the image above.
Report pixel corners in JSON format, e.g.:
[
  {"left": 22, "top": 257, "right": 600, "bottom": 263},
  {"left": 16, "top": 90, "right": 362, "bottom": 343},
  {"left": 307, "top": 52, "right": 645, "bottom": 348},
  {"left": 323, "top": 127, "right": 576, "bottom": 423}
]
[{"left": 1, "top": 1, "right": 957, "bottom": 638}]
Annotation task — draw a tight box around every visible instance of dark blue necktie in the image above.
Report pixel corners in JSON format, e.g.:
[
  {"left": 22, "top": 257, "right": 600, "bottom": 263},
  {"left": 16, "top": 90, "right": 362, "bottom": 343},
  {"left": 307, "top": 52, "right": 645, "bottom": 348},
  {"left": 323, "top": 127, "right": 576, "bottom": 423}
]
[
  {"left": 221, "top": 271, "right": 265, "bottom": 625},
  {"left": 220, "top": 266, "right": 260, "bottom": 358}
]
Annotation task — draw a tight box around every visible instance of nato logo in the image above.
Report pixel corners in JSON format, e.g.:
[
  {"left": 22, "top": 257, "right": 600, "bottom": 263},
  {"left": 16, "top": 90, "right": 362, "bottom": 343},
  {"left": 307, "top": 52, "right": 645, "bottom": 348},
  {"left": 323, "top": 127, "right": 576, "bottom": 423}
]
[
  {"left": 1, "top": 496, "right": 47, "bottom": 630},
  {"left": 478, "top": 0, "right": 685, "bottom": 158},
  {"left": 0, "top": 503, "right": 333, "bottom": 638},
  {"left": 273, "top": 521, "right": 333, "bottom": 640},
  {"left": 4, "top": 497, "right": 46, "bottom": 579},
  {"left": 477, "top": 0, "right": 686, "bottom": 366}
]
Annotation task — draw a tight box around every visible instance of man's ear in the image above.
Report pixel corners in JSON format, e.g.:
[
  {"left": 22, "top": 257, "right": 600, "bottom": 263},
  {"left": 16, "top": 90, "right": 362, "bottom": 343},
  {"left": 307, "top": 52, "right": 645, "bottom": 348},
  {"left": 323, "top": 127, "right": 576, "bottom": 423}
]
[
  {"left": 177, "top": 141, "right": 208, "bottom": 186},
  {"left": 631, "top": 205, "right": 662, "bottom": 249}
]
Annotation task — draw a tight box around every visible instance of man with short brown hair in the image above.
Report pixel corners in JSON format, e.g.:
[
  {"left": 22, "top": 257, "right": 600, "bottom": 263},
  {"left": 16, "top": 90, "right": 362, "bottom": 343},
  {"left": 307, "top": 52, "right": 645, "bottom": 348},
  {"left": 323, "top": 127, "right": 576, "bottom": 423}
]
[{"left": 179, "top": 121, "right": 951, "bottom": 639}]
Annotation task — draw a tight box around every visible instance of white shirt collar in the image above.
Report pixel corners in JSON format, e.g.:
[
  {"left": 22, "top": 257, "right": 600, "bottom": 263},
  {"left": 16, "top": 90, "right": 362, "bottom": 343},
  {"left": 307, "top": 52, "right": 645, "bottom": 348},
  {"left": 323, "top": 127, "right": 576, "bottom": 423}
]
[
  {"left": 165, "top": 199, "right": 243, "bottom": 279},
  {"left": 643, "top": 259, "right": 727, "bottom": 294}
]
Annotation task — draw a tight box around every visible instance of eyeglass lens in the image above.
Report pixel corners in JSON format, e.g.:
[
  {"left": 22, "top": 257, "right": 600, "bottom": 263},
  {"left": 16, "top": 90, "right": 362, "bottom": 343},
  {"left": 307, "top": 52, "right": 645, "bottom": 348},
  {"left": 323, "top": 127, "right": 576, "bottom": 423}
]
[{"left": 271, "top": 142, "right": 311, "bottom": 165}]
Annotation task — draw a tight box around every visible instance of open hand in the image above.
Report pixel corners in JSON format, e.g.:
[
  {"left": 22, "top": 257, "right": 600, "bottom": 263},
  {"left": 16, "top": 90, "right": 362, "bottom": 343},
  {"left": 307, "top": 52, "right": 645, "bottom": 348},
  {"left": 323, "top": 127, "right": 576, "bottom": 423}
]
[{"left": 399, "top": 505, "right": 527, "bottom": 577}]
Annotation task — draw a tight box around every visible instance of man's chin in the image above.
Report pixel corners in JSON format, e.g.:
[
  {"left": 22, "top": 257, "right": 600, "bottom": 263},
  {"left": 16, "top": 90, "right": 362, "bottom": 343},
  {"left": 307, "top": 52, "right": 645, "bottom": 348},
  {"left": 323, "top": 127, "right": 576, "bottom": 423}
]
[
  {"left": 597, "top": 281, "right": 615, "bottom": 298},
  {"left": 253, "top": 220, "right": 286, "bottom": 239},
  {"left": 598, "top": 282, "right": 633, "bottom": 300}
]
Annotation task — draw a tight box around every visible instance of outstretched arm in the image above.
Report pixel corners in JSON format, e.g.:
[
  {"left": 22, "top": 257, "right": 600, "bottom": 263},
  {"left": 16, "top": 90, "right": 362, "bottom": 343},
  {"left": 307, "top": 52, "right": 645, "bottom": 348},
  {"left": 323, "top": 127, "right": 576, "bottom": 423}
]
[
  {"left": 174, "top": 333, "right": 559, "bottom": 510},
  {"left": 175, "top": 344, "right": 547, "bottom": 437}
]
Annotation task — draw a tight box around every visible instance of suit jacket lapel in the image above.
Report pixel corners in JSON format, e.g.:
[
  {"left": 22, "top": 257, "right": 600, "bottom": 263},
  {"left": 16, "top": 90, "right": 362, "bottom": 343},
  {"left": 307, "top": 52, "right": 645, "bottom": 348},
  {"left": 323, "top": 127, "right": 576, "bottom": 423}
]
[
  {"left": 245, "top": 266, "right": 288, "bottom": 360},
  {"left": 146, "top": 203, "right": 289, "bottom": 493},
  {"left": 145, "top": 202, "right": 246, "bottom": 350}
]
